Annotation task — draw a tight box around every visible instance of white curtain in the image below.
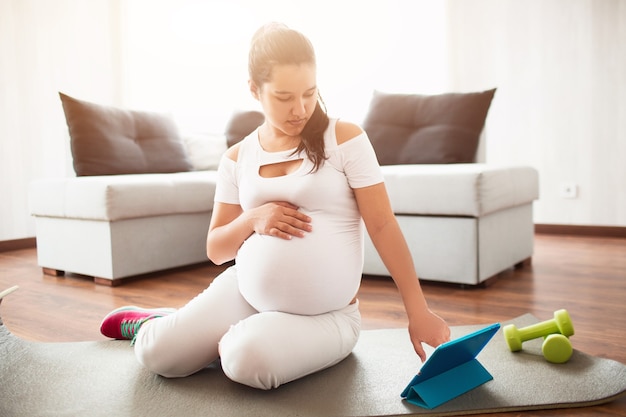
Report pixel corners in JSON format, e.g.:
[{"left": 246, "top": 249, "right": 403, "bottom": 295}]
[{"left": 0, "top": 0, "right": 122, "bottom": 240}]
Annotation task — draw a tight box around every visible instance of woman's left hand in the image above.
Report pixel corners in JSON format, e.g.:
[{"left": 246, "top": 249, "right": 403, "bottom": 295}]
[{"left": 408, "top": 310, "right": 451, "bottom": 363}]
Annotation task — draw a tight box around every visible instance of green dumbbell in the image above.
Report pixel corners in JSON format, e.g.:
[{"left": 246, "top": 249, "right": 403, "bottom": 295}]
[
  {"left": 541, "top": 334, "right": 573, "bottom": 364},
  {"left": 503, "top": 309, "right": 575, "bottom": 352}
]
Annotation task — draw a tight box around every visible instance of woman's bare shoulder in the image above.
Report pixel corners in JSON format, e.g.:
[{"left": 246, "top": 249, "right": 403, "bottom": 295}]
[
  {"left": 224, "top": 142, "right": 241, "bottom": 162},
  {"left": 335, "top": 120, "right": 364, "bottom": 145}
]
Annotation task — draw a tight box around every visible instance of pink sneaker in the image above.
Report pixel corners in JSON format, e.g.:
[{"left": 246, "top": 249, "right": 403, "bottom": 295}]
[{"left": 100, "top": 306, "right": 176, "bottom": 341}]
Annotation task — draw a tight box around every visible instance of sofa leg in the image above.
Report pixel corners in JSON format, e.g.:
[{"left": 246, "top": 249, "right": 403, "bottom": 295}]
[
  {"left": 514, "top": 257, "right": 532, "bottom": 269},
  {"left": 477, "top": 274, "right": 501, "bottom": 288},
  {"left": 42, "top": 268, "right": 65, "bottom": 277},
  {"left": 94, "top": 277, "right": 123, "bottom": 287}
]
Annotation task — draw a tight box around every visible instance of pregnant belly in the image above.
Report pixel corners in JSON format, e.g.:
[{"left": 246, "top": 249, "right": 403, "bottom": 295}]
[{"left": 235, "top": 224, "right": 363, "bottom": 315}]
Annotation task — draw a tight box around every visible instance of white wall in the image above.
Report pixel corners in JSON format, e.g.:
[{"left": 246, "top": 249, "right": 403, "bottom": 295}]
[
  {"left": 446, "top": 0, "right": 626, "bottom": 226},
  {"left": 1, "top": 0, "right": 625, "bottom": 242},
  {"left": 117, "top": 0, "right": 449, "bottom": 131},
  {"left": 0, "top": 0, "right": 449, "bottom": 241}
]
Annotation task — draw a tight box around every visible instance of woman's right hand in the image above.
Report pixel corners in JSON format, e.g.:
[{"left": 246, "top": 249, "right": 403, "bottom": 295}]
[
  {"left": 206, "top": 201, "right": 312, "bottom": 265},
  {"left": 249, "top": 202, "right": 312, "bottom": 240}
]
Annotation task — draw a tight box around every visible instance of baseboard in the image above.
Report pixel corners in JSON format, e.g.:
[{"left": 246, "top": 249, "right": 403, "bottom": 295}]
[
  {"left": 0, "top": 237, "right": 36, "bottom": 253},
  {"left": 535, "top": 224, "right": 626, "bottom": 238}
]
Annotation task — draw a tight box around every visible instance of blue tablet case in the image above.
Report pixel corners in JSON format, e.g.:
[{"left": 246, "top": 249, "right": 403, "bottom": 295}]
[{"left": 401, "top": 322, "right": 501, "bottom": 409}]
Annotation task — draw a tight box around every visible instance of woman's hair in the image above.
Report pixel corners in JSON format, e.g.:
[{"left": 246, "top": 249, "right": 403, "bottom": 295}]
[{"left": 249, "top": 23, "right": 329, "bottom": 171}]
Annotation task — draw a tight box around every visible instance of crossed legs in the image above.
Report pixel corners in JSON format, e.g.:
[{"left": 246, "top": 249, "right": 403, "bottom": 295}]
[{"left": 133, "top": 266, "right": 361, "bottom": 389}]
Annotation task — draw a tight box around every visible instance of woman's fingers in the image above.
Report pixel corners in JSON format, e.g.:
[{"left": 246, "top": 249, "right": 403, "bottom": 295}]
[{"left": 258, "top": 202, "right": 312, "bottom": 239}]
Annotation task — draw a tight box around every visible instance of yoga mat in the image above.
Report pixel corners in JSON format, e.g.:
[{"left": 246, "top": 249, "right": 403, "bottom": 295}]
[{"left": 0, "top": 312, "right": 624, "bottom": 417}]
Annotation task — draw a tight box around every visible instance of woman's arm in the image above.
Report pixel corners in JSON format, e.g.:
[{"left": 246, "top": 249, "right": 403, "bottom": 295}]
[
  {"left": 354, "top": 183, "right": 450, "bottom": 362},
  {"left": 206, "top": 201, "right": 247, "bottom": 265},
  {"left": 335, "top": 120, "right": 449, "bottom": 360}
]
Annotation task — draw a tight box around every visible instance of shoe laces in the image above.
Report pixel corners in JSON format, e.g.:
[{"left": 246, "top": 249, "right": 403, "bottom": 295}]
[{"left": 120, "top": 316, "right": 154, "bottom": 345}]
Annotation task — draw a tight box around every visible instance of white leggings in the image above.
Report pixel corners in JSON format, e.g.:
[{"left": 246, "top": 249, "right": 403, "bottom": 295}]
[{"left": 133, "top": 266, "right": 361, "bottom": 389}]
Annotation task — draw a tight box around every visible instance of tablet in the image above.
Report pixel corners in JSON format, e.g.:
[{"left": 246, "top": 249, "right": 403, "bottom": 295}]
[
  {"left": 401, "top": 322, "right": 501, "bottom": 407},
  {"left": 416, "top": 322, "right": 501, "bottom": 380}
]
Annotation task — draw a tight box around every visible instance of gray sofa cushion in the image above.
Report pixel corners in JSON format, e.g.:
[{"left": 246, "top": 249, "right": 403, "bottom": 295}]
[
  {"left": 362, "top": 89, "right": 496, "bottom": 165},
  {"left": 59, "top": 92, "right": 192, "bottom": 176},
  {"left": 225, "top": 110, "right": 265, "bottom": 148}
]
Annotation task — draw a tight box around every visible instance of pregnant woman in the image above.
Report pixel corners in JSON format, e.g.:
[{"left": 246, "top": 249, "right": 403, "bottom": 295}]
[{"left": 100, "top": 22, "right": 450, "bottom": 389}]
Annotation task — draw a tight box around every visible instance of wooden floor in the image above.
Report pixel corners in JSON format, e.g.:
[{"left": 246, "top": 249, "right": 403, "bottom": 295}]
[{"left": 1, "top": 233, "right": 625, "bottom": 416}]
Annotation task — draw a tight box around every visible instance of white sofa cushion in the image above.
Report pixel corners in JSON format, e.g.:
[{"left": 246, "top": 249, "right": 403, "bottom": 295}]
[
  {"left": 180, "top": 132, "right": 228, "bottom": 171},
  {"left": 30, "top": 164, "right": 538, "bottom": 223},
  {"left": 29, "top": 171, "right": 217, "bottom": 221},
  {"left": 382, "top": 163, "right": 539, "bottom": 217}
]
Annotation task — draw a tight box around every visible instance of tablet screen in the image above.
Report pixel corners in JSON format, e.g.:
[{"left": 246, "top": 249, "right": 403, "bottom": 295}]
[{"left": 417, "top": 322, "right": 500, "bottom": 380}]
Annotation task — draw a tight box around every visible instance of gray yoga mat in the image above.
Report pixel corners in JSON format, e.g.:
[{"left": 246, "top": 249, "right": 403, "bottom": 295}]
[{"left": 0, "top": 312, "right": 625, "bottom": 417}]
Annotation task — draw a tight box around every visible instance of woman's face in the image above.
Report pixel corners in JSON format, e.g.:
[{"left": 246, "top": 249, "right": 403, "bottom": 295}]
[{"left": 251, "top": 63, "right": 318, "bottom": 138}]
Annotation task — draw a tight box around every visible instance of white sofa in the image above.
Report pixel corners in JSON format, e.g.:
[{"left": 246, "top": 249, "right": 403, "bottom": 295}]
[
  {"left": 29, "top": 163, "right": 538, "bottom": 286},
  {"left": 30, "top": 90, "right": 539, "bottom": 286},
  {"left": 363, "top": 164, "right": 538, "bottom": 285},
  {"left": 29, "top": 172, "right": 217, "bottom": 285}
]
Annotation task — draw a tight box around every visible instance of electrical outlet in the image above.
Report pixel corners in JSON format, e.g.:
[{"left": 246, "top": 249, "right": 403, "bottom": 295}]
[{"left": 559, "top": 182, "right": 578, "bottom": 199}]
